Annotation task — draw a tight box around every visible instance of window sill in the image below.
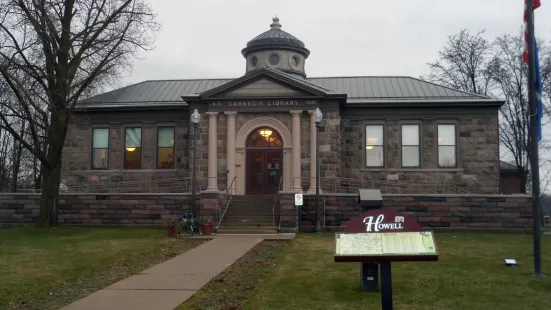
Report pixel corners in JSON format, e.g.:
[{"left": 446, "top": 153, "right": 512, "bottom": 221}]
[{"left": 360, "top": 168, "right": 463, "bottom": 172}]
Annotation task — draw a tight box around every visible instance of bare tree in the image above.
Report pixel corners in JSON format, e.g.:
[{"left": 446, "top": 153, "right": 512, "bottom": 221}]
[
  {"left": 0, "top": 0, "right": 160, "bottom": 227},
  {"left": 491, "top": 34, "right": 551, "bottom": 194},
  {"left": 421, "top": 29, "right": 494, "bottom": 96},
  {"left": 422, "top": 29, "right": 551, "bottom": 194}
]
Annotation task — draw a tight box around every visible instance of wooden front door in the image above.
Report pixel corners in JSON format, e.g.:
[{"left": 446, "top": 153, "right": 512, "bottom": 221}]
[{"left": 246, "top": 149, "right": 282, "bottom": 195}]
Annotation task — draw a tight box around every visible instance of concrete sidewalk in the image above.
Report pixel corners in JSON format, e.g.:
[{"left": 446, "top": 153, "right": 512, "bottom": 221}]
[{"left": 62, "top": 234, "right": 293, "bottom": 310}]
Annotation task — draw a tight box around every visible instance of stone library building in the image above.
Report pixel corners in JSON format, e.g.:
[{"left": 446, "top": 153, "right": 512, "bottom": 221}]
[{"left": 55, "top": 18, "right": 530, "bottom": 232}]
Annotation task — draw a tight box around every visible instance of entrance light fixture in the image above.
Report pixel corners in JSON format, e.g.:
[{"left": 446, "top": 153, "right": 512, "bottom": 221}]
[
  {"left": 260, "top": 128, "right": 273, "bottom": 138},
  {"left": 191, "top": 109, "right": 200, "bottom": 125},
  {"left": 314, "top": 108, "right": 323, "bottom": 124},
  {"left": 125, "top": 147, "right": 136, "bottom": 152}
]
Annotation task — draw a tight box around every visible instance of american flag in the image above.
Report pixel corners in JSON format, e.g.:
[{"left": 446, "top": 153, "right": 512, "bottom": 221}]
[
  {"left": 523, "top": 0, "right": 541, "bottom": 64},
  {"left": 523, "top": 0, "right": 543, "bottom": 142}
]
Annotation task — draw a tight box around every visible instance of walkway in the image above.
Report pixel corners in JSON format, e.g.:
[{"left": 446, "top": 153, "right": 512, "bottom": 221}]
[{"left": 62, "top": 234, "right": 294, "bottom": 310}]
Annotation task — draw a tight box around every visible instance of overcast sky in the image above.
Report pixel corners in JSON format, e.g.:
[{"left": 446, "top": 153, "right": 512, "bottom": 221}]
[{"left": 118, "top": 0, "right": 551, "bottom": 86}]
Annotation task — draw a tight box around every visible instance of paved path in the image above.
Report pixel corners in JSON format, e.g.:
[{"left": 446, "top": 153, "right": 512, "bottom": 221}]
[{"left": 62, "top": 234, "right": 293, "bottom": 310}]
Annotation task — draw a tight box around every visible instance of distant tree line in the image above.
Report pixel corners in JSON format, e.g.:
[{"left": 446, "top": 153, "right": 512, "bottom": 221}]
[{"left": 422, "top": 28, "right": 551, "bottom": 195}]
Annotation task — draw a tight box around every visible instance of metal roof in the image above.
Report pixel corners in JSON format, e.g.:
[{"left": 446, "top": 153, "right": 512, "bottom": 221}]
[
  {"left": 78, "top": 74, "right": 493, "bottom": 107},
  {"left": 500, "top": 160, "right": 519, "bottom": 171}
]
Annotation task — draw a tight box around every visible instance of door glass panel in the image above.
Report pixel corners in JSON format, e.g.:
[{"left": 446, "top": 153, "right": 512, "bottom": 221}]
[
  {"left": 265, "top": 151, "right": 281, "bottom": 192},
  {"left": 247, "top": 150, "right": 264, "bottom": 193}
]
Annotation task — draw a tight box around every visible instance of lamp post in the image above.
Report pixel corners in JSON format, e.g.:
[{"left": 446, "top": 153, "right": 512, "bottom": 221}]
[
  {"left": 191, "top": 109, "right": 200, "bottom": 217},
  {"left": 314, "top": 108, "right": 322, "bottom": 233}
]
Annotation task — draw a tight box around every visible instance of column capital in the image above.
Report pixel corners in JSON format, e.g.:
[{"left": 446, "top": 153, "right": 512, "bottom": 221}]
[
  {"left": 206, "top": 112, "right": 219, "bottom": 116},
  {"left": 308, "top": 109, "right": 316, "bottom": 115},
  {"left": 224, "top": 111, "right": 238, "bottom": 116},
  {"left": 290, "top": 110, "right": 302, "bottom": 115}
]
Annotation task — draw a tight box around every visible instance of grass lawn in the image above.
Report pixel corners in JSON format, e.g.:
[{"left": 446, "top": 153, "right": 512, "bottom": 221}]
[
  {"left": 242, "top": 232, "right": 551, "bottom": 310},
  {"left": 178, "top": 232, "right": 550, "bottom": 310},
  {"left": 0, "top": 227, "right": 205, "bottom": 310}
]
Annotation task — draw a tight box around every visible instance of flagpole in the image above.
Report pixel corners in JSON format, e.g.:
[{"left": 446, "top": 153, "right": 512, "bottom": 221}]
[{"left": 526, "top": 0, "right": 544, "bottom": 278}]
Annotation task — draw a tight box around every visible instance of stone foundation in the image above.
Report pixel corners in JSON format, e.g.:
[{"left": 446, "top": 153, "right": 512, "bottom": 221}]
[
  {"left": 1, "top": 192, "right": 531, "bottom": 232},
  {"left": 278, "top": 193, "right": 532, "bottom": 233},
  {"left": 0, "top": 192, "right": 228, "bottom": 227}
]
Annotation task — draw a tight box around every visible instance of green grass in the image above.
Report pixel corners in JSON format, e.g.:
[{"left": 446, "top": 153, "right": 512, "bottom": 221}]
[
  {"left": 0, "top": 227, "right": 205, "bottom": 310},
  {"left": 177, "top": 240, "right": 288, "bottom": 310},
  {"left": 238, "top": 232, "right": 551, "bottom": 310}
]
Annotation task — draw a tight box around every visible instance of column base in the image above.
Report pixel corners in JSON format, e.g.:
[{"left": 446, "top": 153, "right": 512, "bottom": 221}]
[
  {"left": 306, "top": 187, "right": 323, "bottom": 194},
  {"left": 291, "top": 187, "right": 304, "bottom": 193}
]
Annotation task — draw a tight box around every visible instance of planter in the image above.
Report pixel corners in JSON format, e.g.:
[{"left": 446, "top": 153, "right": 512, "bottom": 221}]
[
  {"left": 167, "top": 227, "right": 178, "bottom": 238},
  {"left": 201, "top": 223, "right": 213, "bottom": 235}
]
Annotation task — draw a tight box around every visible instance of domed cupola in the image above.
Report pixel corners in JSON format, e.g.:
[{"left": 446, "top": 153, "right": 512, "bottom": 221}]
[{"left": 242, "top": 17, "right": 310, "bottom": 78}]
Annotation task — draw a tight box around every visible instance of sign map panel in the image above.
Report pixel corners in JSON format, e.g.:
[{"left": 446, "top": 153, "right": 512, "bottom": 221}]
[{"left": 335, "top": 231, "right": 437, "bottom": 256}]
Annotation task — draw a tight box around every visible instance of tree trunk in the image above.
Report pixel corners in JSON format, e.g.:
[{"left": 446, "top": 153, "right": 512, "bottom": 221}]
[
  {"left": 36, "top": 164, "right": 62, "bottom": 228},
  {"left": 11, "top": 121, "right": 26, "bottom": 192},
  {"left": 36, "top": 110, "right": 69, "bottom": 228}
]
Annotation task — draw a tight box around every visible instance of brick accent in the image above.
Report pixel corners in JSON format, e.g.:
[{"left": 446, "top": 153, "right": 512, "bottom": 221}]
[
  {"left": 278, "top": 193, "right": 532, "bottom": 232},
  {"left": 0, "top": 193, "right": 192, "bottom": 226}
]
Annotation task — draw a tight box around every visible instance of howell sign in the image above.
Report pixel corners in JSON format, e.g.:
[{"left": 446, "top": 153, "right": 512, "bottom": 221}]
[
  {"left": 343, "top": 209, "right": 424, "bottom": 233},
  {"left": 363, "top": 214, "right": 404, "bottom": 232}
]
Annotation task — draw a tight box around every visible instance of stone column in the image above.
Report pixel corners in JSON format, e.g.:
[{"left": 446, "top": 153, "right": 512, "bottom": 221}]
[
  {"left": 225, "top": 112, "right": 237, "bottom": 193},
  {"left": 290, "top": 110, "right": 302, "bottom": 192},
  {"left": 206, "top": 112, "right": 219, "bottom": 192},
  {"left": 307, "top": 110, "right": 317, "bottom": 193}
]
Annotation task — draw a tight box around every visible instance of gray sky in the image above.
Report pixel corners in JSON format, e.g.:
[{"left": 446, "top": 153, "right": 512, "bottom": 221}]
[{"left": 119, "top": 0, "right": 551, "bottom": 85}]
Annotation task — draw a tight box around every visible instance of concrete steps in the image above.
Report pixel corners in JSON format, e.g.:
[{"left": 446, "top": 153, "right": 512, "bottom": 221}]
[{"left": 217, "top": 195, "right": 277, "bottom": 234}]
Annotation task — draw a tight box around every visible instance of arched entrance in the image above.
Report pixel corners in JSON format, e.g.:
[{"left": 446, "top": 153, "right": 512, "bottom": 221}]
[{"left": 246, "top": 127, "right": 283, "bottom": 195}]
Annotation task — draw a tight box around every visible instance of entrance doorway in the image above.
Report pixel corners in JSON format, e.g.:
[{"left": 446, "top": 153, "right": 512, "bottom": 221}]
[{"left": 246, "top": 127, "right": 283, "bottom": 195}]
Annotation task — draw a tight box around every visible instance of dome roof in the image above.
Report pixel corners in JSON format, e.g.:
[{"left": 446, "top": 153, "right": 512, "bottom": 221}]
[{"left": 241, "top": 17, "right": 310, "bottom": 57}]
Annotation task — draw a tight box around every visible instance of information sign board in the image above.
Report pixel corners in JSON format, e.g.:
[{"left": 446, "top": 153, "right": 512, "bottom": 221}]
[{"left": 335, "top": 231, "right": 437, "bottom": 257}]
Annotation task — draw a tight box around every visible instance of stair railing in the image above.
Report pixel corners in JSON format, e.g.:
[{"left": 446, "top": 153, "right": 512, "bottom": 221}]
[
  {"left": 272, "top": 175, "right": 283, "bottom": 232},
  {"left": 217, "top": 176, "right": 237, "bottom": 231}
]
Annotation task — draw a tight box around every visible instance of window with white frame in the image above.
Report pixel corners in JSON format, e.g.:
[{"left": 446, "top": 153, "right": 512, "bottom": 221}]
[
  {"left": 401, "top": 124, "right": 420, "bottom": 167},
  {"left": 91, "top": 128, "right": 109, "bottom": 169},
  {"left": 438, "top": 124, "right": 456, "bottom": 167},
  {"left": 365, "top": 124, "right": 384, "bottom": 167}
]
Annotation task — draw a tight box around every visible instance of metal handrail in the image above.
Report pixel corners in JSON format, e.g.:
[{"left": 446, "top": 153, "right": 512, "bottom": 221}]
[
  {"left": 291, "top": 176, "right": 477, "bottom": 194},
  {"left": 217, "top": 176, "right": 237, "bottom": 231},
  {"left": 272, "top": 175, "right": 283, "bottom": 230}
]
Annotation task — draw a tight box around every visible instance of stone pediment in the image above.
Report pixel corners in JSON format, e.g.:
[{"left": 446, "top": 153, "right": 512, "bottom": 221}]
[
  {"left": 196, "top": 68, "right": 337, "bottom": 99},
  {"left": 221, "top": 77, "right": 306, "bottom": 98}
]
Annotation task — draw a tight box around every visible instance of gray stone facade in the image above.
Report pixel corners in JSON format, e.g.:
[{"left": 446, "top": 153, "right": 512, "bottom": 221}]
[
  {"left": 339, "top": 107, "right": 500, "bottom": 194},
  {"left": 61, "top": 110, "right": 192, "bottom": 193},
  {"left": 61, "top": 104, "right": 500, "bottom": 195}
]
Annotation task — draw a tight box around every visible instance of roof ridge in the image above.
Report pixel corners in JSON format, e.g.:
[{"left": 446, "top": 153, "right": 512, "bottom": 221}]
[
  {"left": 81, "top": 80, "right": 149, "bottom": 102},
  {"left": 308, "top": 75, "right": 413, "bottom": 79},
  {"left": 407, "top": 76, "right": 490, "bottom": 99},
  {"left": 142, "top": 78, "right": 235, "bottom": 82}
]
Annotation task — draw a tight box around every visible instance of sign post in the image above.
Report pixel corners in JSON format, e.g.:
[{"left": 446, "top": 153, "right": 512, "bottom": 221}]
[
  {"left": 335, "top": 209, "right": 439, "bottom": 310},
  {"left": 294, "top": 193, "right": 303, "bottom": 206},
  {"left": 295, "top": 194, "right": 303, "bottom": 230}
]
